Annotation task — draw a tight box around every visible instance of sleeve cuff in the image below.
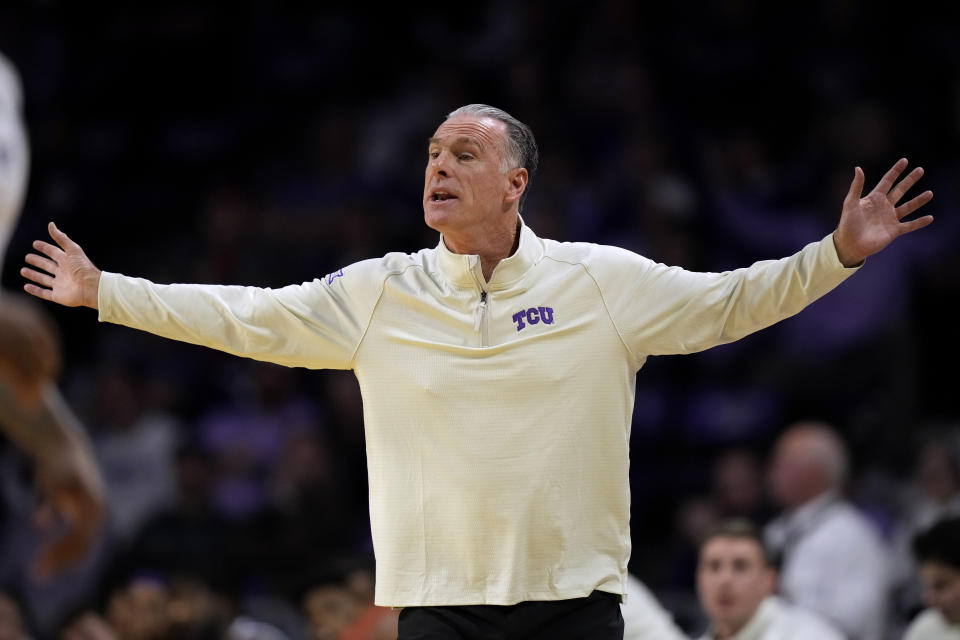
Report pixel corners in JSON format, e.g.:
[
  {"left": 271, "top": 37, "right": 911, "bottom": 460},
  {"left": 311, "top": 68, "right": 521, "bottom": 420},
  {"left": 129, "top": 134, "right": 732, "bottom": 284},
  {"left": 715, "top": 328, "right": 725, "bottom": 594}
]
[{"left": 826, "top": 233, "right": 864, "bottom": 271}]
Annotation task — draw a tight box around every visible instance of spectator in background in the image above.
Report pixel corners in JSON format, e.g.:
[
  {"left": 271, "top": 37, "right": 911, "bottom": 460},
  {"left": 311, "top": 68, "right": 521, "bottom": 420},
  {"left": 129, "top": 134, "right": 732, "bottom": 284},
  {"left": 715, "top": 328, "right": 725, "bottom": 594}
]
[
  {"left": 90, "top": 362, "right": 179, "bottom": 544},
  {"left": 197, "top": 362, "right": 319, "bottom": 521},
  {"left": 695, "top": 519, "right": 842, "bottom": 640},
  {"left": 764, "top": 421, "right": 890, "bottom": 640},
  {"left": 620, "top": 573, "right": 688, "bottom": 640},
  {"left": 904, "top": 517, "right": 960, "bottom": 640},
  {"left": 299, "top": 564, "right": 397, "bottom": 640},
  {"left": 120, "top": 441, "right": 238, "bottom": 599},
  {"left": 711, "top": 449, "right": 774, "bottom": 524},
  {"left": 892, "top": 434, "right": 960, "bottom": 619}
]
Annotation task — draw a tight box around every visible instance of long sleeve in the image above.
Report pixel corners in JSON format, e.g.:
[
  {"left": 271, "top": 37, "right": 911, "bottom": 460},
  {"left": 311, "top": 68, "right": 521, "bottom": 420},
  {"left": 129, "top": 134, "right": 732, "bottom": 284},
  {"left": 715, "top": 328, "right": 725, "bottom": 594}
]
[
  {"left": 98, "top": 257, "right": 393, "bottom": 370},
  {"left": 586, "top": 233, "right": 860, "bottom": 359}
]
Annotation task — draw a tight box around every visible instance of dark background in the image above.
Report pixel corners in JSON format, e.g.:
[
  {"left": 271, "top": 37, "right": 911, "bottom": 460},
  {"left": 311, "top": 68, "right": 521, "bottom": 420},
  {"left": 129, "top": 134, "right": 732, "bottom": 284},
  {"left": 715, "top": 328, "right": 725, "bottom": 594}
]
[{"left": 1, "top": 0, "right": 959, "bottom": 635}]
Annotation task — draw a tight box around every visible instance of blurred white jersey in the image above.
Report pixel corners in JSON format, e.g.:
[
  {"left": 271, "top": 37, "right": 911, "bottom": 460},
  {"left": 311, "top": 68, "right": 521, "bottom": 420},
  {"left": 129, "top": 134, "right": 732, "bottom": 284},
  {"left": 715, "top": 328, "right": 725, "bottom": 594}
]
[
  {"left": 0, "top": 51, "right": 29, "bottom": 277},
  {"left": 698, "top": 596, "right": 844, "bottom": 640},
  {"left": 621, "top": 574, "right": 689, "bottom": 639}
]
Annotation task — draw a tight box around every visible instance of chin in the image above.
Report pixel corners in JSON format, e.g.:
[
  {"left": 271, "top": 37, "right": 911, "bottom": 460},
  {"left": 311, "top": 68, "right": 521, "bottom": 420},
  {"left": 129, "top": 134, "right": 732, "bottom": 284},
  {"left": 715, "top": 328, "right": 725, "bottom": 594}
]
[{"left": 423, "top": 208, "right": 454, "bottom": 233}]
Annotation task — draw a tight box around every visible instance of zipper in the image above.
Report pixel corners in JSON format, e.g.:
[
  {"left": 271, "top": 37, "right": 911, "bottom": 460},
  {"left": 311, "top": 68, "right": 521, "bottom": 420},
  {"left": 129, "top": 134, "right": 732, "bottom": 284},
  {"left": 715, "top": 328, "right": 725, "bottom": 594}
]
[
  {"left": 473, "top": 290, "right": 489, "bottom": 347},
  {"left": 468, "top": 256, "right": 490, "bottom": 347}
]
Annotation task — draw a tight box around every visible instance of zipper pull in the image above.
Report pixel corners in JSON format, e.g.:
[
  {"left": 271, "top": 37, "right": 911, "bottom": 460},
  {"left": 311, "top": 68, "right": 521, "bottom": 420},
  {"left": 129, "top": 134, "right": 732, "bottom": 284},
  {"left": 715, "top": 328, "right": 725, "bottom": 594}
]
[{"left": 474, "top": 291, "right": 487, "bottom": 332}]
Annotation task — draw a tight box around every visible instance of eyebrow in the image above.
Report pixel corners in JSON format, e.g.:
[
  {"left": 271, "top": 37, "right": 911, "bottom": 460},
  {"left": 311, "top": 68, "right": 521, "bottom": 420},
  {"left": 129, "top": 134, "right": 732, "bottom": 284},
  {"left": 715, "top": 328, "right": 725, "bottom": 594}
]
[{"left": 427, "top": 136, "right": 483, "bottom": 148}]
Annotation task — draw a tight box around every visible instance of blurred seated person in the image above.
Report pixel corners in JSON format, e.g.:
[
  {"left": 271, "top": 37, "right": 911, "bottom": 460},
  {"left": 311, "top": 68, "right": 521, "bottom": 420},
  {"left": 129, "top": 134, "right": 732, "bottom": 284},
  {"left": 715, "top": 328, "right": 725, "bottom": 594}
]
[
  {"left": 300, "top": 563, "right": 397, "bottom": 640},
  {"left": 892, "top": 435, "right": 960, "bottom": 616},
  {"left": 712, "top": 449, "right": 774, "bottom": 524},
  {"left": 696, "top": 519, "right": 843, "bottom": 640},
  {"left": 904, "top": 517, "right": 960, "bottom": 640},
  {"left": 621, "top": 573, "right": 688, "bottom": 640},
  {"left": 764, "top": 421, "right": 890, "bottom": 640}
]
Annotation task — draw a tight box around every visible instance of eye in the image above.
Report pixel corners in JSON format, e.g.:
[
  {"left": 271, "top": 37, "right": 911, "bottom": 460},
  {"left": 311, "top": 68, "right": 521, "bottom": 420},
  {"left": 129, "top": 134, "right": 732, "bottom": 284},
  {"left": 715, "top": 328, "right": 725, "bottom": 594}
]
[
  {"left": 428, "top": 151, "right": 440, "bottom": 159},
  {"left": 458, "top": 153, "right": 474, "bottom": 161}
]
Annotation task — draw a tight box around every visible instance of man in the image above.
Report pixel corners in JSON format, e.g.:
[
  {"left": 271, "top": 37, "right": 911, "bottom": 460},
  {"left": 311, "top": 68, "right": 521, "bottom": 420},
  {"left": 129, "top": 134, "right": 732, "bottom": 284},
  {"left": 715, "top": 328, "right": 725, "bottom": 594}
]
[
  {"left": 904, "top": 517, "right": 960, "bottom": 639},
  {"left": 764, "top": 421, "right": 890, "bottom": 640},
  {"left": 696, "top": 519, "right": 842, "bottom": 640},
  {"left": 620, "top": 573, "right": 687, "bottom": 640},
  {"left": 21, "top": 103, "right": 933, "bottom": 639},
  {"left": 0, "top": 51, "right": 104, "bottom": 582}
]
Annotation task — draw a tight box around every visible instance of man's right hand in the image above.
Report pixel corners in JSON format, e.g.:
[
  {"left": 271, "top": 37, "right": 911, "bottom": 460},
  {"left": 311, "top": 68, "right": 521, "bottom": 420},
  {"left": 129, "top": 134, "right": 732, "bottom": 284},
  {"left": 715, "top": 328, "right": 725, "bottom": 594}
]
[{"left": 21, "top": 222, "right": 101, "bottom": 309}]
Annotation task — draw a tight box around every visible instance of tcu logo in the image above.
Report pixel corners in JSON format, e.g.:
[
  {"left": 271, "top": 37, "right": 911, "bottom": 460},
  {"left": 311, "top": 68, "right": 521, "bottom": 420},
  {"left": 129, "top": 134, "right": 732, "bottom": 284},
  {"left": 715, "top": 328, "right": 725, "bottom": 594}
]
[
  {"left": 325, "top": 268, "right": 344, "bottom": 284},
  {"left": 512, "top": 307, "right": 555, "bottom": 331}
]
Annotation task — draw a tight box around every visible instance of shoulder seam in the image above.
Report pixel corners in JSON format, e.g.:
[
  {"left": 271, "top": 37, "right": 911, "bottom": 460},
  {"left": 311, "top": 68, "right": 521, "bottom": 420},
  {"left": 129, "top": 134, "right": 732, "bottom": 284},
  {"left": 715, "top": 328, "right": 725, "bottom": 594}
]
[
  {"left": 541, "top": 253, "right": 641, "bottom": 365},
  {"left": 348, "top": 262, "right": 419, "bottom": 367}
]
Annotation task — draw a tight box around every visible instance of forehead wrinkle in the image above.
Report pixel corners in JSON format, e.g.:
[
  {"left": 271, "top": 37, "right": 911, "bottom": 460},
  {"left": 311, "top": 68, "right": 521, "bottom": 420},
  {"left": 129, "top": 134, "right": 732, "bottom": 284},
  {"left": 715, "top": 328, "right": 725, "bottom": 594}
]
[
  {"left": 432, "top": 117, "right": 507, "bottom": 153},
  {"left": 427, "top": 135, "right": 483, "bottom": 149}
]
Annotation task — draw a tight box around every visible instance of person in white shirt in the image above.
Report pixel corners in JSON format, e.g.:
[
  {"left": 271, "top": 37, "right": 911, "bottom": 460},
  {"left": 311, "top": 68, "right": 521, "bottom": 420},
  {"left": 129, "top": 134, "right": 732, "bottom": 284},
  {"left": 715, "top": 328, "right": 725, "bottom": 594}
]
[
  {"left": 892, "top": 438, "right": 960, "bottom": 617},
  {"left": 764, "top": 421, "right": 891, "bottom": 640},
  {"left": 621, "top": 573, "right": 689, "bottom": 640},
  {"left": 696, "top": 519, "right": 843, "bottom": 640},
  {"left": 20, "top": 103, "right": 934, "bottom": 640},
  {"left": 904, "top": 517, "right": 960, "bottom": 640}
]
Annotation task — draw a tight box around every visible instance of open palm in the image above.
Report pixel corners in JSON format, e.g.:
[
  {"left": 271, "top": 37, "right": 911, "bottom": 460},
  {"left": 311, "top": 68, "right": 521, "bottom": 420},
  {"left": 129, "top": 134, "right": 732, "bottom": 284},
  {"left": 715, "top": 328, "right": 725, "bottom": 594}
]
[
  {"left": 21, "top": 222, "right": 101, "bottom": 309},
  {"left": 834, "top": 158, "right": 934, "bottom": 266}
]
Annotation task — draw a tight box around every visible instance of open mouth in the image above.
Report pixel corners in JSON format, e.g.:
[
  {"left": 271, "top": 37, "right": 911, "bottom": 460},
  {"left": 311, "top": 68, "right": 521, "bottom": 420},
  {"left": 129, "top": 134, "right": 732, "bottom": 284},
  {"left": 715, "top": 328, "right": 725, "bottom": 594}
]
[{"left": 430, "top": 191, "right": 458, "bottom": 202}]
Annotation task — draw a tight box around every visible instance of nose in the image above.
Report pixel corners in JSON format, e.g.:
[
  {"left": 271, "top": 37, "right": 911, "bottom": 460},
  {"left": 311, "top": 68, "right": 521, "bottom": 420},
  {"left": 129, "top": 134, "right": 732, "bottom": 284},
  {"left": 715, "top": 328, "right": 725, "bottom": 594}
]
[{"left": 429, "top": 152, "right": 450, "bottom": 178}]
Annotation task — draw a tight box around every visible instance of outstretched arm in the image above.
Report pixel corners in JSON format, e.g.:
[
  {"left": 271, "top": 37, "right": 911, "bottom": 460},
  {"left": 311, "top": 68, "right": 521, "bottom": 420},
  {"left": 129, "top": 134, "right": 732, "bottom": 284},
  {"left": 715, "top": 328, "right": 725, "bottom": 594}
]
[
  {"left": 592, "top": 159, "right": 935, "bottom": 358},
  {"left": 832, "top": 158, "right": 933, "bottom": 267},
  {"left": 21, "top": 221, "right": 385, "bottom": 370}
]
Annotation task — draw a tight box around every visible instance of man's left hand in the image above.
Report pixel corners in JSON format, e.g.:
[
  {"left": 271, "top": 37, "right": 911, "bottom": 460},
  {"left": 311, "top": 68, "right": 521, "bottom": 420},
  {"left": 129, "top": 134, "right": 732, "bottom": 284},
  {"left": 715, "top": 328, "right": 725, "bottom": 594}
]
[{"left": 833, "top": 158, "right": 934, "bottom": 267}]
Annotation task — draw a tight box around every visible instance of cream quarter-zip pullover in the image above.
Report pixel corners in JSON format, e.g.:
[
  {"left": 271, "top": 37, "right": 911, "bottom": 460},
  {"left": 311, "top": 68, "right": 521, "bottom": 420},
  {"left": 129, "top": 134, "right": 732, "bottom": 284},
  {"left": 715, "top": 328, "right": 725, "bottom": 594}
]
[{"left": 99, "top": 222, "right": 859, "bottom": 607}]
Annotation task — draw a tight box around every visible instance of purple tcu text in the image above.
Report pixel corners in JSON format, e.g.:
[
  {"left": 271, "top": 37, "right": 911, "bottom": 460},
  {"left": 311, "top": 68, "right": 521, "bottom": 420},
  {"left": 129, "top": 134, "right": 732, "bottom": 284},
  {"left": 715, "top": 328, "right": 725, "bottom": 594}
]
[{"left": 512, "top": 306, "right": 555, "bottom": 331}]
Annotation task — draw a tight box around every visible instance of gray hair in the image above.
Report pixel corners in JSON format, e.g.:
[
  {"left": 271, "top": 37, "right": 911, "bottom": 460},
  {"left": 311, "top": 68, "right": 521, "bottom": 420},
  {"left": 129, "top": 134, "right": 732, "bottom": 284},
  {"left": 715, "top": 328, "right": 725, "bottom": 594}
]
[
  {"left": 791, "top": 421, "right": 850, "bottom": 489},
  {"left": 446, "top": 104, "right": 539, "bottom": 211}
]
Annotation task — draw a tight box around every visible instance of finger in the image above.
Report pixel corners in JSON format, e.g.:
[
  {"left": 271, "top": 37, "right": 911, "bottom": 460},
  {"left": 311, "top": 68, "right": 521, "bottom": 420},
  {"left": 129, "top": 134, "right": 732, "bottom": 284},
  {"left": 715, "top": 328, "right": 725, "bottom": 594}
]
[
  {"left": 873, "top": 157, "right": 908, "bottom": 195},
  {"left": 25, "top": 252, "right": 59, "bottom": 274},
  {"left": 20, "top": 267, "right": 56, "bottom": 288},
  {"left": 896, "top": 190, "right": 934, "bottom": 219},
  {"left": 845, "top": 166, "right": 865, "bottom": 203},
  {"left": 23, "top": 283, "right": 55, "bottom": 301},
  {"left": 898, "top": 214, "right": 934, "bottom": 236},
  {"left": 887, "top": 166, "right": 924, "bottom": 205},
  {"left": 32, "top": 239, "right": 66, "bottom": 260},
  {"left": 48, "top": 221, "right": 79, "bottom": 252}
]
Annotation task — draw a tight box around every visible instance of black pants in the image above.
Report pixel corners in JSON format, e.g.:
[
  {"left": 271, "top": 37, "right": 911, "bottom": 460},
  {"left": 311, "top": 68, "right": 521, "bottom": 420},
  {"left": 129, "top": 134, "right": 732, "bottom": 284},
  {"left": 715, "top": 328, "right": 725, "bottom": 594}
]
[{"left": 397, "top": 590, "right": 624, "bottom": 640}]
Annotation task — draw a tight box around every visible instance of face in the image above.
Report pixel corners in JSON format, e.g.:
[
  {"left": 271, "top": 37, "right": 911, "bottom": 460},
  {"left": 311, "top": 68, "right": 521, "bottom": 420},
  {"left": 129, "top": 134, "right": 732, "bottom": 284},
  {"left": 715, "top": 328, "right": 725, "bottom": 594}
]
[
  {"left": 768, "top": 432, "right": 823, "bottom": 509},
  {"left": 918, "top": 445, "right": 959, "bottom": 503},
  {"left": 715, "top": 451, "right": 762, "bottom": 515},
  {"left": 303, "top": 586, "right": 362, "bottom": 640},
  {"left": 697, "top": 537, "right": 775, "bottom": 635},
  {"left": 107, "top": 579, "right": 170, "bottom": 640},
  {"left": 920, "top": 561, "right": 960, "bottom": 624},
  {"left": 423, "top": 114, "right": 523, "bottom": 235}
]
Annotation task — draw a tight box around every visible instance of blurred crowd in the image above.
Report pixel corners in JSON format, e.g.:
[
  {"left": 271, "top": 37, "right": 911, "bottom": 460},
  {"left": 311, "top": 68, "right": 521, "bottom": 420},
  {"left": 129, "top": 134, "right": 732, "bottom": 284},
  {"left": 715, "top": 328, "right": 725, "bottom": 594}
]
[{"left": 1, "top": 1, "right": 959, "bottom": 639}]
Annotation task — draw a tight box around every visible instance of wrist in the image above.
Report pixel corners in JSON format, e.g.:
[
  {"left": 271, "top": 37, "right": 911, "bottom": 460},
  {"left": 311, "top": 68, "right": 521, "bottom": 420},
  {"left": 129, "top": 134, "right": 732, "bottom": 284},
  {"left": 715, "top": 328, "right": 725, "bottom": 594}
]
[
  {"left": 85, "top": 268, "right": 101, "bottom": 309},
  {"left": 832, "top": 230, "right": 864, "bottom": 268}
]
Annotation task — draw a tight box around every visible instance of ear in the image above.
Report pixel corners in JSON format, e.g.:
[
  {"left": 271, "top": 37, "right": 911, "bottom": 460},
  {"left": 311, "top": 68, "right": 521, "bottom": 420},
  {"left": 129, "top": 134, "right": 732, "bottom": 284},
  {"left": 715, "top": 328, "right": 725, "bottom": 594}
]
[
  {"left": 504, "top": 167, "right": 528, "bottom": 205},
  {"left": 762, "top": 567, "right": 778, "bottom": 595}
]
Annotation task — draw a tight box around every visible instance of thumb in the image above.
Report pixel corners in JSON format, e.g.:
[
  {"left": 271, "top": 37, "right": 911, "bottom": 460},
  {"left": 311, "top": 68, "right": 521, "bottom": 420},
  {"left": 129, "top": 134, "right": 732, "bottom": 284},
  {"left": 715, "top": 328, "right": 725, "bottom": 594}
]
[
  {"left": 48, "top": 222, "right": 77, "bottom": 252},
  {"left": 845, "top": 167, "right": 864, "bottom": 204}
]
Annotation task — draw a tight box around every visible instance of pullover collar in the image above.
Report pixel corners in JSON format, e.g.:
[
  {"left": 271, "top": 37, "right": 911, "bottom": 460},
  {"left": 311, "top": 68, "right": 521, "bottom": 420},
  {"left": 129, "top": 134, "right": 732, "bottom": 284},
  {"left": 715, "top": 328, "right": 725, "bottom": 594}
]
[{"left": 435, "top": 216, "right": 543, "bottom": 291}]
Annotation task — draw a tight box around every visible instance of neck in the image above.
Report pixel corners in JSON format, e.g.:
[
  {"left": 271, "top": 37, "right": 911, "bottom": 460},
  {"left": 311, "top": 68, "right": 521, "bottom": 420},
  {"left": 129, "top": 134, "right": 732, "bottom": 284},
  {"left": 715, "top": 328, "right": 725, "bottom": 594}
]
[
  {"left": 442, "top": 215, "right": 520, "bottom": 281},
  {"left": 713, "top": 617, "right": 749, "bottom": 640}
]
